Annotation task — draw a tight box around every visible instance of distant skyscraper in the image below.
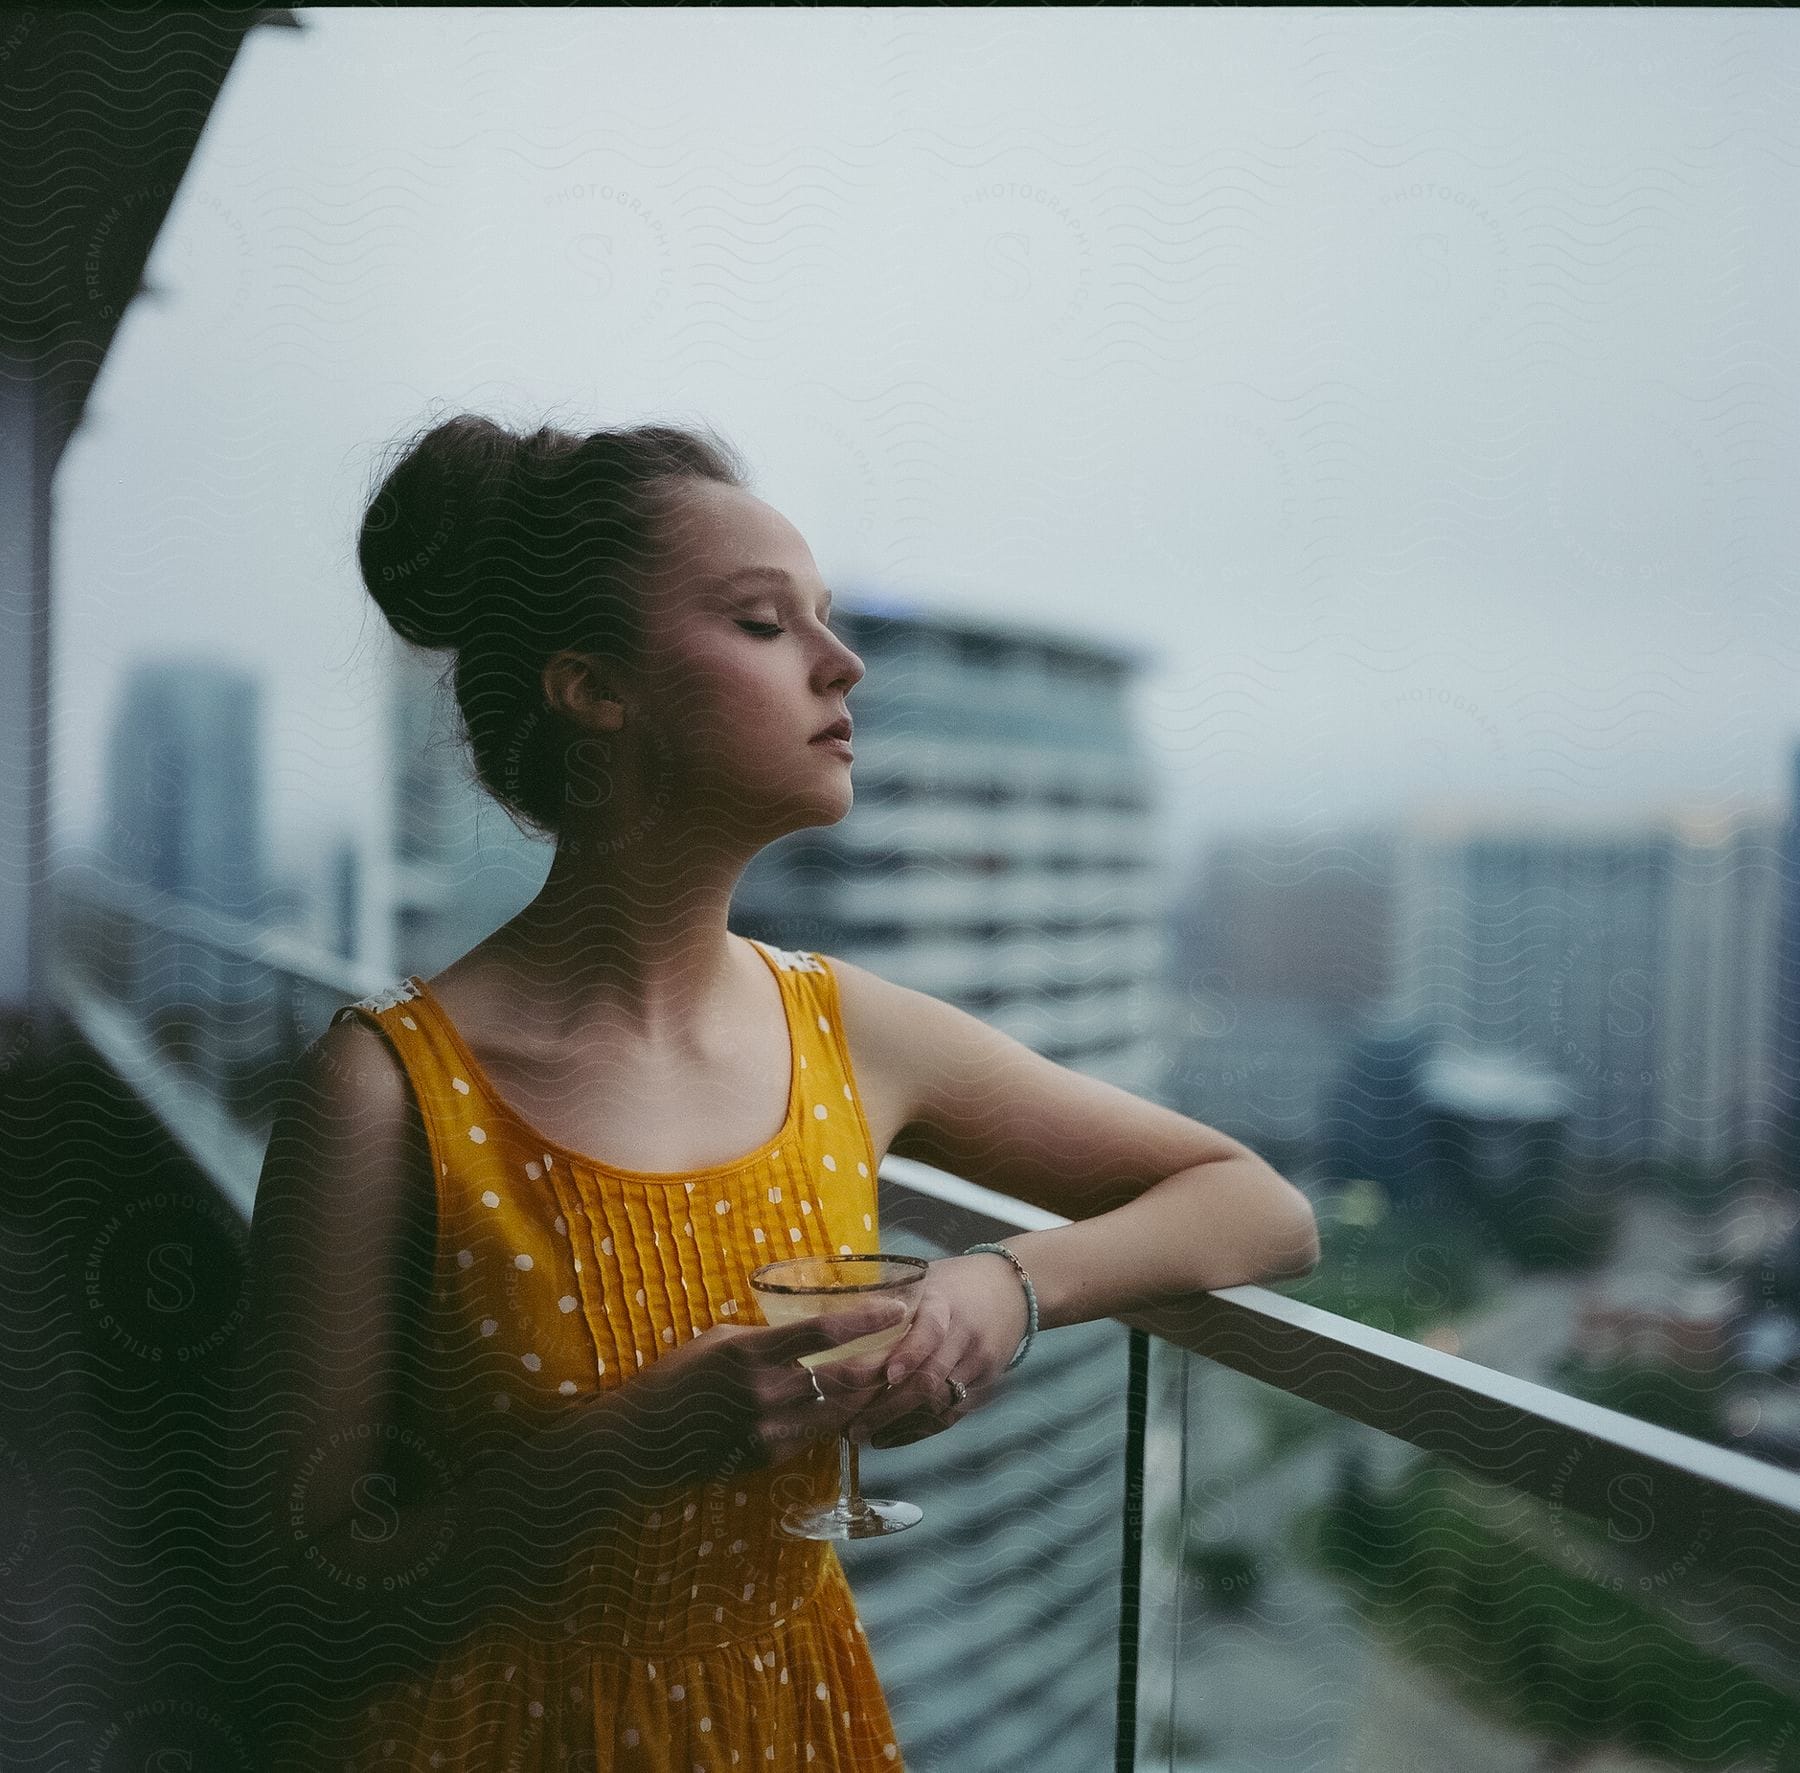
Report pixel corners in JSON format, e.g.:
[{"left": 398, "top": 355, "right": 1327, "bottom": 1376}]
[
  {"left": 1177, "top": 826, "right": 1396, "bottom": 1015},
  {"left": 1167, "top": 827, "right": 1396, "bottom": 1165},
  {"left": 1385, "top": 808, "right": 1785, "bottom": 1172},
  {"left": 1772, "top": 741, "right": 1800, "bottom": 1184},
  {"left": 328, "top": 832, "right": 361, "bottom": 962},
  {"left": 104, "top": 658, "right": 266, "bottom": 919}
]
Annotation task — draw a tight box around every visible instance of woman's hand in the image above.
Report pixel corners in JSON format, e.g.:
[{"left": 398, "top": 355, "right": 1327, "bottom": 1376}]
[
  {"left": 618, "top": 1296, "right": 908, "bottom": 1485},
  {"left": 828, "top": 1253, "right": 1029, "bottom": 1450}
]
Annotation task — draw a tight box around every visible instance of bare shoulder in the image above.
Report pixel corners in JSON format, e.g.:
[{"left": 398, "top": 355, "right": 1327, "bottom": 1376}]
[
  {"left": 812, "top": 951, "right": 982, "bottom": 1150},
  {"left": 252, "top": 1014, "right": 433, "bottom": 1253}
]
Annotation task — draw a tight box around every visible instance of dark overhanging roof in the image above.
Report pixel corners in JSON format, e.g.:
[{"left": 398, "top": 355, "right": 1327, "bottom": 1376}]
[{"left": 0, "top": 7, "right": 300, "bottom": 464}]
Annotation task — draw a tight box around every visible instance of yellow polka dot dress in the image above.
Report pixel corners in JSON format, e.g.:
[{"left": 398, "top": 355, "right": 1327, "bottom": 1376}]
[{"left": 314, "top": 938, "right": 907, "bottom": 1771}]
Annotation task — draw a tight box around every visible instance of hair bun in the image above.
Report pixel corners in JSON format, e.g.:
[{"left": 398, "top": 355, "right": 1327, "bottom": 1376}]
[{"left": 358, "top": 414, "right": 522, "bottom": 651}]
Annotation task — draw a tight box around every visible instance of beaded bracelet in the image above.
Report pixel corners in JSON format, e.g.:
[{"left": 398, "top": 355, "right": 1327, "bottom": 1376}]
[{"left": 962, "top": 1241, "right": 1039, "bottom": 1371}]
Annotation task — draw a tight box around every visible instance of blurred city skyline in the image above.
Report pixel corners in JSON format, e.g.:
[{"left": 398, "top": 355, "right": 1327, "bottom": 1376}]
[{"left": 47, "top": 7, "right": 1800, "bottom": 888}]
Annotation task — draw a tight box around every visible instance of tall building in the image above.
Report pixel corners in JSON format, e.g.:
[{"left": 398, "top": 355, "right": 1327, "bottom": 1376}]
[
  {"left": 734, "top": 596, "right": 1172, "bottom": 1098},
  {"left": 1772, "top": 742, "right": 1800, "bottom": 1185},
  {"left": 104, "top": 658, "right": 267, "bottom": 919},
  {"left": 1385, "top": 807, "right": 1785, "bottom": 1172},
  {"left": 1168, "top": 827, "right": 1397, "bottom": 1166}
]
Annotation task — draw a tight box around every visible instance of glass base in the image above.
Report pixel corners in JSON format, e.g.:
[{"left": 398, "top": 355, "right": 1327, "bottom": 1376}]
[{"left": 778, "top": 1495, "right": 923, "bottom": 1541}]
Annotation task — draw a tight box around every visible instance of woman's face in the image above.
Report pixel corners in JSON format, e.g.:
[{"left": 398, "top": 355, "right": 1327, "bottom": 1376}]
[{"left": 627, "top": 479, "right": 867, "bottom": 842}]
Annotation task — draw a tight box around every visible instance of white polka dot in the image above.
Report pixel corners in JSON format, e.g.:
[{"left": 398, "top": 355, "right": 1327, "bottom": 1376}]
[
  {"left": 636, "top": 1350, "right": 644, "bottom": 1366},
  {"left": 817, "top": 1015, "right": 830, "bottom": 1033},
  {"left": 839, "top": 1244, "right": 853, "bottom": 1254},
  {"left": 662, "top": 1327, "right": 674, "bottom": 1343},
  {"left": 699, "top": 1539, "right": 712, "bottom": 1556},
  {"left": 559, "top": 1295, "right": 578, "bottom": 1313},
  {"left": 752, "top": 1228, "right": 765, "bottom": 1243},
  {"left": 469, "top": 1124, "right": 486, "bottom": 1143},
  {"left": 779, "top": 1664, "right": 788, "bottom": 1680},
  {"left": 685, "top": 1221, "right": 694, "bottom": 1236},
  {"left": 813, "top": 1105, "right": 827, "bottom": 1120},
  {"left": 597, "top": 1357, "right": 606, "bottom": 1374},
  {"left": 671, "top": 1684, "right": 685, "bottom": 1700},
  {"left": 720, "top": 1299, "right": 737, "bottom": 1315},
  {"left": 822, "top": 1154, "right": 836, "bottom": 1172},
  {"left": 456, "top": 1249, "right": 474, "bottom": 1269},
  {"left": 480, "top": 1190, "right": 500, "bottom": 1209},
  {"left": 573, "top": 1257, "right": 582, "bottom": 1273},
  {"left": 601, "top": 1236, "right": 613, "bottom": 1254},
  {"left": 685, "top": 1181, "right": 696, "bottom": 1193},
  {"left": 522, "top": 1352, "right": 541, "bottom": 1371},
  {"left": 884, "top": 1747, "right": 897, "bottom": 1760},
  {"left": 732, "top": 1539, "right": 747, "bottom": 1554},
  {"left": 400, "top": 1015, "right": 417, "bottom": 1030},
  {"left": 768, "top": 1185, "right": 782, "bottom": 1203},
  {"left": 716, "top": 1199, "right": 731, "bottom": 1214},
  {"left": 700, "top": 1718, "right": 711, "bottom": 1733},
  {"left": 789, "top": 1227, "right": 802, "bottom": 1243},
  {"left": 451, "top": 1077, "right": 470, "bottom": 1095},
  {"left": 524, "top": 1161, "right": 541, "bottom": 1181},
  {"left": 553, "top": 1215, "right": 567, "bottom": 1236},
  {"left": 480, "top": 1318, "right": 497, "bottom": 1337},
  {"left": 857, "top": 1162, "right": 868, "bottom": 1177},
  {"left": 807, "top": 1747, "right": 816, "bottom": 1762},
  {"left": 842, "top": 1082, "right": 853, "bottom": 1101},
  {"left": 514, "top": 1253, "right": 533, "bottom": 1271},
  {"left": 559, "top": 1380, "right": 577, "bottom": 1395},
  {"left": 863, "top": 1214, "right": 872, "bottom": 1230},
  {"left": 635, "top": 1287, "right": 647, "bottom": 1305},
  {"left": 743, "top": 1583, "right": 756, "bottom": 1600},
  {"left": 801, "top": 1200, "right": 812, "bottom": 1214},
  {"left": 528, "top": 1701, "right": 543, "bottom": 1719},
  {"left": 816, "top": 1682, "right": 829, "bottom": 1701},
  {"left": 624, "top": 1730, "right": 639, "bottom": 1748}
]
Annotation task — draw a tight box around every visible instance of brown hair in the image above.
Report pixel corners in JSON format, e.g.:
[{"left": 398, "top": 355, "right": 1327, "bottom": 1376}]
[{"left": 357, "top": 413, "right": 749, "bottom": 837}]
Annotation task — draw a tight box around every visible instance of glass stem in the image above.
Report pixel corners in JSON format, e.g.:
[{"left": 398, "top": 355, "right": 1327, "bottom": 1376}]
[{"left": 838, "top": 1432, "right": 868, "bottom": 1519}]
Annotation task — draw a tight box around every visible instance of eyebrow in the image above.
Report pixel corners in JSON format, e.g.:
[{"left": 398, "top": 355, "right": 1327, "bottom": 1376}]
[{"left": 705, "top": 567, "right": 833, "bottom": 615}]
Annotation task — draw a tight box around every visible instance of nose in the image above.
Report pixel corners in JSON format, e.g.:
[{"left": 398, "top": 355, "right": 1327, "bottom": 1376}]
[{"left": 818, "top": 626, "right": 865, "bottom": 694}]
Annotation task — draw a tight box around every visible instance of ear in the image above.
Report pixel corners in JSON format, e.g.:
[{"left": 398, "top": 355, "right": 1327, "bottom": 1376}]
[{"left": 541, "top": 651, "right": 625, "bottom": 732}]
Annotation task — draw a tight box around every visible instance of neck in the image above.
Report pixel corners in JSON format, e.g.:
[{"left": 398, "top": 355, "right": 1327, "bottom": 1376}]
[{"left": 483, "top": 825, "right": 761, "bottom": 1044}]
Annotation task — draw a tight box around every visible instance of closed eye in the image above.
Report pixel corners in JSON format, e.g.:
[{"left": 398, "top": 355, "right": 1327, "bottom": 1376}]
[{"left": 737, "top": 621, "right": 785, "bottom": 638}]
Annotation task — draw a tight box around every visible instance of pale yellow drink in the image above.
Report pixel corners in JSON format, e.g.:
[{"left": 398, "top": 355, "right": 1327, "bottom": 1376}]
[{"left": 757, "top": 1290, "right": 910, "bottom": 1370}]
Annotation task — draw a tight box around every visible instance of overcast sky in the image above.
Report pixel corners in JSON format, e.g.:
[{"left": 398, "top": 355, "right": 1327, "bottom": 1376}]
[{"left": 52, "top": 6, "right": 1800, "bottom": 893}]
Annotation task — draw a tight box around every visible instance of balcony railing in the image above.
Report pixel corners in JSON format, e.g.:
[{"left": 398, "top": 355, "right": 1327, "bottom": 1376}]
[{"left": 48, "top": 863, "right": 1800, "bottom": 1770}]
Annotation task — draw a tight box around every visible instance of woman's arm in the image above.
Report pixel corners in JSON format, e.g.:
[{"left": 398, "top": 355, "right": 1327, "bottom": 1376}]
[
  {"left": 827, "top": 954, "right": 1321, "bottom": 1326},
  {"left": 225, "top": 1022, "right": 688, "bottom": 1701}
]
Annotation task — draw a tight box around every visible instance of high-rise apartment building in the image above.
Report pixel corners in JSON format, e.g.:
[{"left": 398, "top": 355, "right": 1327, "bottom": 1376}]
[
  {"left": 735, "top": 598, "right": 1171, "bottom": 1097},
  {"left": 104, "top": 658, "right": 267, "bottom": 919},
  {"left": 1385, "top": 807, "right": 1785, "bottom": 1171}
]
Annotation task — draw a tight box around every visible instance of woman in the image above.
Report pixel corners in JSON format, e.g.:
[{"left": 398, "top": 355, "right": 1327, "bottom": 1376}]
[{"left": 233, "top": 414, "right": 1320, "bottom": 1771}]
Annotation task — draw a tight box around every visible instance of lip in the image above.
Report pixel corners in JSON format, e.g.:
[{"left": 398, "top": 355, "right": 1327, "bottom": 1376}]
[{"left": 810, "top": 735, "right": 854, "bottom": 761}]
